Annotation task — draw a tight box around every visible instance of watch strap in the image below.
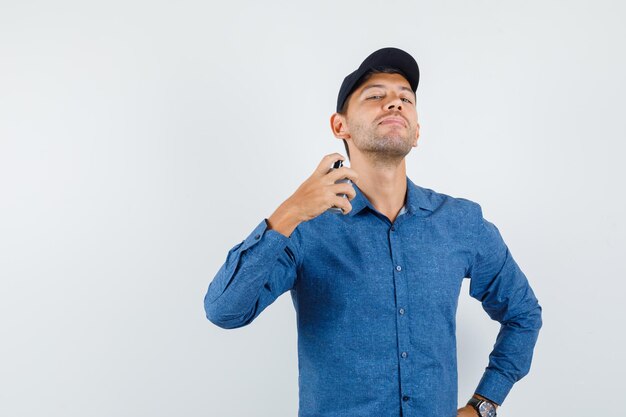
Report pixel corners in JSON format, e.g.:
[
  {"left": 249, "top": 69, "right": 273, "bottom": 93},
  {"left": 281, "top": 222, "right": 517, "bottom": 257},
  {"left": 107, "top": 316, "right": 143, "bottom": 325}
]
[
  {"left": 467, "top": 396, "right": 497, "bottom": 417},
  {"left": 467, "top": 397, "right": 482, "bottom": 416}
]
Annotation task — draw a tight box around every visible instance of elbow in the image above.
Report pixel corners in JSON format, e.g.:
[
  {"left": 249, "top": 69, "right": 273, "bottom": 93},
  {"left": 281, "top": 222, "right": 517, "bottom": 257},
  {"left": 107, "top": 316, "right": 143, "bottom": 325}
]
[
  {"left": 206, "top": 314, "right": 245, "bottom": 330},
  {"left": 526, "top": 301, "right": 543, "bottom": 332},
  {"left": 535, "top": 303, "right": 543, "bottom": 331},
  {"left": 205, "top": 308, "right": 247, "bottom": 330},
  {"left": 204, "top": 295, "right": 255, "bottom": 330},
  {"left": 500, "top": 301, "right": 543, "bottom": 332}
]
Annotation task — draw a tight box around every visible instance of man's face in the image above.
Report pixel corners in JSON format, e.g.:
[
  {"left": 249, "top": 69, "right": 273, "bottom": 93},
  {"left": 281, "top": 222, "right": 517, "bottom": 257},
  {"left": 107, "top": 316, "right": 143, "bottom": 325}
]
[{"left": 340, "top": 72, "right": 419, "bottom": 162}]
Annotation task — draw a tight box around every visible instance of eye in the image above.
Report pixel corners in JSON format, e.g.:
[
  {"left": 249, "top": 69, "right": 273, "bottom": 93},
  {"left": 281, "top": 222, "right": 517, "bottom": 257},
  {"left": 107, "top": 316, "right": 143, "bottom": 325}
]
[
  {"left": 366, "top": 95, "right": 383, "bottom": 100},
  {"left": 401, "top": 97, "right": 413, "bottom": 104}
]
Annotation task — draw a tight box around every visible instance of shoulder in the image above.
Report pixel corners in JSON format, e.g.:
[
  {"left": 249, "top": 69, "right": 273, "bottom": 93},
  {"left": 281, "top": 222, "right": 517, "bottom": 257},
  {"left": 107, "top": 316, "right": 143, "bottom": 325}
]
[
  {"left": 416, "top": 186, "right": 499, "bottom": 254},
  {"left": 413, "top": 182, "right": 484, "bottom": 220}
]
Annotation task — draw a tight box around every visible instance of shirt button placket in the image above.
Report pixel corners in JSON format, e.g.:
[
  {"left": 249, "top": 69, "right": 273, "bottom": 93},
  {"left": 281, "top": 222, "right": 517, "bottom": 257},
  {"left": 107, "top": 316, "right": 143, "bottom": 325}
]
[{"left": 389, "top": 224, "right": 410, "bottom": 412}]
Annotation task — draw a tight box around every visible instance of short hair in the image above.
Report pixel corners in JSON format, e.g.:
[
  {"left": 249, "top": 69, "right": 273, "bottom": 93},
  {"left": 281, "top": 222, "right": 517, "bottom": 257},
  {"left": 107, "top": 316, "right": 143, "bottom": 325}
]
[{"left": 336, "top": 67, "right": 408, "bottom": 160}]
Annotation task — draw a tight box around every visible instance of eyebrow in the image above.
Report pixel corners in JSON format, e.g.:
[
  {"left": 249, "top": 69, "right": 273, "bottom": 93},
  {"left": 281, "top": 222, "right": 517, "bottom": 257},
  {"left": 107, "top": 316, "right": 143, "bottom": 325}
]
[{"left": 360, "top": 84, "right": 416, "bottom": 99}]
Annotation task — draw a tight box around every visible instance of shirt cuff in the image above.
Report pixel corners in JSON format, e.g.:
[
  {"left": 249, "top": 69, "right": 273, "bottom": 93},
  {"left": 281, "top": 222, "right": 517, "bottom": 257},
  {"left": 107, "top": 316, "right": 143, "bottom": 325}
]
[
  {"left": 474, "top": 369, "right": 515, "bottom": 406},
  {"left": 239, "top": 218, "right": 291, "bottom": 253}
]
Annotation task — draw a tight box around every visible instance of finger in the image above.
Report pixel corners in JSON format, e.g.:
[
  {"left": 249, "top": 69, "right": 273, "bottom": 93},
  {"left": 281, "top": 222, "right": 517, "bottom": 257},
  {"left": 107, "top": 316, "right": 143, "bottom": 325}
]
[
  {"left": 332, "top": 196, "right": 352, "bottom": 214},
  {"left": 327, "top": 166, "right": 359, "bottom": 183},
  {"left": 330, "top": 183, "right": 356, "bottom": 200},
  {"left": 315, "top": 153, "right": 345, "bottom": 175}
]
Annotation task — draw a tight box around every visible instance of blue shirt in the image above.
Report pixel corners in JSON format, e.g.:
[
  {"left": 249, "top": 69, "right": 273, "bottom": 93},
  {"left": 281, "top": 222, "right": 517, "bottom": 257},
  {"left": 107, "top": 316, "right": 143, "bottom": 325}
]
[{"left": 204, "top": 176, "right": 542, "bottom": 417}]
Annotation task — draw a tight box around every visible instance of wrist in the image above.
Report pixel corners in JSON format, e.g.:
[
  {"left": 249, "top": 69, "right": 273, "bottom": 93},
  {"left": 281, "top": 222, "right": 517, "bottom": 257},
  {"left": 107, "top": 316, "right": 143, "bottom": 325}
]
[
  {"left": 467, "top": 395, "right": 498, "bottom": 417},
  {"left": 267, "top": 201, "right": 302, "bottom": 238},
  {"left": 472, "top": 394, "right": 498, "bottom": 408}
]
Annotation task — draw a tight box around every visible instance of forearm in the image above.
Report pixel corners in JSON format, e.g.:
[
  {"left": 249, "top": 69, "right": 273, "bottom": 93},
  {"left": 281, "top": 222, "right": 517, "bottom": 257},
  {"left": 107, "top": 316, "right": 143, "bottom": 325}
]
[{"left": 473, "top": 301, "right": 542, "bottom": 404}]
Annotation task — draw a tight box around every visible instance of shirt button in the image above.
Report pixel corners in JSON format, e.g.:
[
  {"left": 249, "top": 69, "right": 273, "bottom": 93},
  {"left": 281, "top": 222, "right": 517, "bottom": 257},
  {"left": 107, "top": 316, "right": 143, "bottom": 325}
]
[
  {"left": 391, "top": 226, "right": 395, "bottom": 231},
  {"left": 396, "top": 265, "right": 402, "bottom": 271},
  {"left": 399, "top": 308, "right": 405, "bottom": 315},
  {"left": 255, "top": 234, "right": 260, "bottom": 240},
  {"left": 401, "top": 351, "right": 408, "bottom": 358},
  {"left": 402, "top": 396, "right": 410, "bottom": 402}
]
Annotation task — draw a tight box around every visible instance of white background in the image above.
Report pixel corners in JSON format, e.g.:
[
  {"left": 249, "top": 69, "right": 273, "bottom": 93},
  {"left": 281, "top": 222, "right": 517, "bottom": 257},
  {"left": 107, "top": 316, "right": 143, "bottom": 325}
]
[{"left": 1, "top": 1, "right": 624, "bottom": 416}]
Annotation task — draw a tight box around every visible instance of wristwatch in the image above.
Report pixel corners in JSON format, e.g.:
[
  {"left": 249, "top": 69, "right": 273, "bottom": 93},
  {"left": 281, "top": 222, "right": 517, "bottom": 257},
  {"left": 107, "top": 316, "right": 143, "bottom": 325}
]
[{"left": 467, "top": 396, "right": 497, "bottom": 417}]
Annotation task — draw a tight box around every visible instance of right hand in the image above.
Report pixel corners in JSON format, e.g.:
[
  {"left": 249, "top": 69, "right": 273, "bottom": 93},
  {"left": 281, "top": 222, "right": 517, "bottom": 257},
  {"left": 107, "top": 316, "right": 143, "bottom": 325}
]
[{"left": 286, "top": 153, "right": 360, "bottom": 221}]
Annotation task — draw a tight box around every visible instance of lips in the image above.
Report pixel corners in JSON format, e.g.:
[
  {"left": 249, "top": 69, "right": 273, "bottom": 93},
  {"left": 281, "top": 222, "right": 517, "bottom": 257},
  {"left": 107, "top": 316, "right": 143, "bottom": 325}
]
[{"left": 379, "top": 116, "right": 406, "bottom": 127}]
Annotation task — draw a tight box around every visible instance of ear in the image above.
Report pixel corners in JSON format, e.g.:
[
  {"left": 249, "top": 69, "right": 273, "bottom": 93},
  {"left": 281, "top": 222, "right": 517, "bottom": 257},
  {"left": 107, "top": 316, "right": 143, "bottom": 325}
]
[
  {"left": 330, "top": 113, "right": 351, "bottom": 139},
  {"left": 412, "top": 121, "right": 420, "bottom": 147}
]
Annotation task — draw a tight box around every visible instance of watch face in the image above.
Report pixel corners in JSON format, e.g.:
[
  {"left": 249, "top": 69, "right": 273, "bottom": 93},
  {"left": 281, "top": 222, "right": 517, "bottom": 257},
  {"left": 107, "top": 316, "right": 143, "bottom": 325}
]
[{"left": 479, "top": 401, "right": 496, "bottom": 417}]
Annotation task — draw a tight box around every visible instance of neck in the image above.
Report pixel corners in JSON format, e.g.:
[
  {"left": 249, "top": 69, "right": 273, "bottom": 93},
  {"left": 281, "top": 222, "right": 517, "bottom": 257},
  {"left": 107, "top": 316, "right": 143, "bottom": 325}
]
[{"left": 349, "top": 153, "right": 408, "bottom": 222}]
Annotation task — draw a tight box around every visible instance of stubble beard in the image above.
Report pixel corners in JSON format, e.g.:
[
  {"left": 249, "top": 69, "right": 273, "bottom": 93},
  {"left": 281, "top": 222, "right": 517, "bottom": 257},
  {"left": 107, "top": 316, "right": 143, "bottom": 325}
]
[{"left": 350, "top": 120, "right": 416, "bottom": 167}]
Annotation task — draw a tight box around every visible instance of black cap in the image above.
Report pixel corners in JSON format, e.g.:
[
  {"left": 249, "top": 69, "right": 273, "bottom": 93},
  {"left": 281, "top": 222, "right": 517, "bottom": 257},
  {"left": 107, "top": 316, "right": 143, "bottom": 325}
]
[{"left": 336, "top": 47, "right": 420, "bottom": 113}]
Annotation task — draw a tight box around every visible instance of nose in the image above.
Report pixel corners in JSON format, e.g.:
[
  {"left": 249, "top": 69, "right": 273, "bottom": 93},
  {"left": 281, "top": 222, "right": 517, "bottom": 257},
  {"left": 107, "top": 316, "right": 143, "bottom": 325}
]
[{"left": 385, "top": 94, "right": 404, "bottom": 111}]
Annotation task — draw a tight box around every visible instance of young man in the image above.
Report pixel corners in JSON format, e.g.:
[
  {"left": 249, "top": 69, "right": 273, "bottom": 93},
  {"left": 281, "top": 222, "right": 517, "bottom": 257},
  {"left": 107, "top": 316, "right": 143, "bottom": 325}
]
[{"left": 205, "top": 47, "right": 542, "bottom": 417}]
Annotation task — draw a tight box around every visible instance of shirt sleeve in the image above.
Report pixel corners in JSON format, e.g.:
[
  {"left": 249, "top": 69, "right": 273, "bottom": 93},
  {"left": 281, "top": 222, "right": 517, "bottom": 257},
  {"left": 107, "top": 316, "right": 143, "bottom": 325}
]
[
  {"left": 204, "top": 218, "right": 302, "bottom": 329},
  {"left": 467, "top": 205, "right": 543, "bottom": 405}
]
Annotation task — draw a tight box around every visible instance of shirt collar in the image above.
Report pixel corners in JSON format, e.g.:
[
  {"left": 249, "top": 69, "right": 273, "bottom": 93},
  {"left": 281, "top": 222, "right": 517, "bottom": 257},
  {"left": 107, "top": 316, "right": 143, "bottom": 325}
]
[{"left": 347, "top": 175, "right": 435, "bottom": 217}]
